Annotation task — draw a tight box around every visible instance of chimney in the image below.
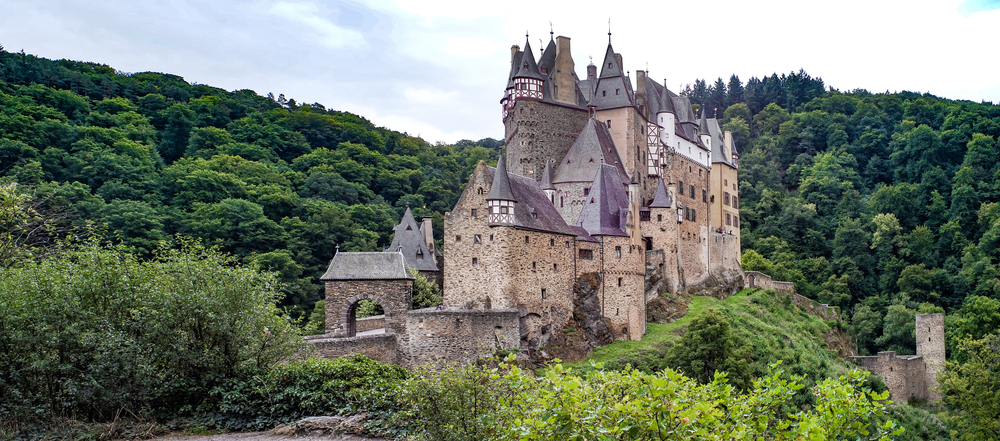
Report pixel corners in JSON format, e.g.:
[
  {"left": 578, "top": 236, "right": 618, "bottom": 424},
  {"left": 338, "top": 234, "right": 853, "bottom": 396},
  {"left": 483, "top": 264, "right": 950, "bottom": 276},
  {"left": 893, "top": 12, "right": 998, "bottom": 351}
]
[
  {"left": 422, "top": 216, "right": 435, "bottom": 251},
  {"left": 510, "top": 45, "right": 520, "bottom": 62},
  {"left": 724, "top": 131, "right": 733, "bottom": 158},
  {"left": 587, "top": 62, "right": 597, "bottom": 79},
  {"left": 636, "top": 70, "right": 647, "bottom": 118},
  {"left": 553, "top": 36, "right": 575, "bottom": 104}
]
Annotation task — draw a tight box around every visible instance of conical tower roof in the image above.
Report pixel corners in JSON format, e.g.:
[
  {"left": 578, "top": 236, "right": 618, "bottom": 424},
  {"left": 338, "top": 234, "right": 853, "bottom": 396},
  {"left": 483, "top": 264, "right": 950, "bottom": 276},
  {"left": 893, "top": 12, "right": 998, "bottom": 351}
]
[
  {"left": 513, "top": 38, "right": 543, "bottom": 80},
  {"left": 698, "top": 106, "right": 710, "bottom": 136},
  {"left": 388, "top": 205, "right": 439, "bottom": 271},
  {"left": 486, "top": 153, "right": 517, "bottom": 202},
  {"left": 658, "top": 81, "right": 675, "bottom": 114},
  {"left": 540, "top": 156, "right": 555, "bottom": 190},
  {"left": 648, "top": 179, "right": 672, "bottom": 208}
]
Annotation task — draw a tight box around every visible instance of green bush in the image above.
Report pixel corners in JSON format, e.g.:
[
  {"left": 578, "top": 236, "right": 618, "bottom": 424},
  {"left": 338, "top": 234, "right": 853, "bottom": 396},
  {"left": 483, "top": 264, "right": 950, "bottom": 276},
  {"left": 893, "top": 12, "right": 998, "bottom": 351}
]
[
  {"left": 0, "top": 239, "right": 302, "bottom": 426},
  {"left": 203, "top": 355, "right": 410, "bottom": 437}
]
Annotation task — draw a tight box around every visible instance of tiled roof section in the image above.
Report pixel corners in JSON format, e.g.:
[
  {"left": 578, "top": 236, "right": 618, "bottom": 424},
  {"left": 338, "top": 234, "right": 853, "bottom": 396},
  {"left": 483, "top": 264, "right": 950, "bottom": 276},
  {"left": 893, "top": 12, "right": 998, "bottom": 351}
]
[
  {"left": 654, "top": 79, "right": 676, "bottom": 115},
  {"left": 553, "top": 118, "right": 631, "bottom": 185},
  {"left": 598, "top": 43, "right": 622, "bottom": 79},
  {"left": 577, "top": 163, "right": 630, "bottom": 237},
  {"left": 486, "top": 154, "right": 517, "bottom": 202},
  {"left": 513, "top": 39, "right": 543, "bottom": 80},
  {"left": 506, "top": 48, "right": 523, "bottom": 89},
  {"left": 486, "top": 167, "right": 579, "bottom": 236},
  {"left": 591, "top": 43, "right": 633, "bottom": 109},
  {"left": 649, "top": 178, "right": 673, "bottom": 208},
  {"left": 708, "top": 118, "right": 734, "bottom": 166},
  {"left": 538, "top": 38, "right": 557, "bottom": 74},
  {"left": 321, "top": 251, "right": 414, "bottom": 280},
  {"left": 388, "top": 206, "right": 439, "bottom": 271},
  {"left": 673, "top": 96, "right": 694, "bottom": 123},
  {"left": 539, "top": 156, "right": 555, "bottom": 190}
]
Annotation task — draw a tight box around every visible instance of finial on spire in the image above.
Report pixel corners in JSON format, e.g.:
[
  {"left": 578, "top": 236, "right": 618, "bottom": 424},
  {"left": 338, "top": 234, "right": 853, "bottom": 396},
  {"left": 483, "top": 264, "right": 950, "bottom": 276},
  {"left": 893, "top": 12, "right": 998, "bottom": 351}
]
[
  {"left": 608, "top": 18, "right": 612, "bottom": 42},
  {"left": 549, "top": 21, "right": 554, "bottom": 38},
  {"left": 335, "top": 244, "right": 340, "bottom": 253}
]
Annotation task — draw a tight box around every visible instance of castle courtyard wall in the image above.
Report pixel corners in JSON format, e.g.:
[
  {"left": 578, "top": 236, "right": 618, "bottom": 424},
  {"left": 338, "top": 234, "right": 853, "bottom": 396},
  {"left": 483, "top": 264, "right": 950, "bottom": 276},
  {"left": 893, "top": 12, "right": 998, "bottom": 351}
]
[
  {"left": 598, "top": 236, "right": 646, "bottom": 340},
  {"left": 852, "top": 352, "right": 927, "bottom": 402},
  {"left": 306, "top": 334, "right": 400, "bottom": 365},
  {"left": 401, "top": 308, "right": 520, "bottom": 366}
]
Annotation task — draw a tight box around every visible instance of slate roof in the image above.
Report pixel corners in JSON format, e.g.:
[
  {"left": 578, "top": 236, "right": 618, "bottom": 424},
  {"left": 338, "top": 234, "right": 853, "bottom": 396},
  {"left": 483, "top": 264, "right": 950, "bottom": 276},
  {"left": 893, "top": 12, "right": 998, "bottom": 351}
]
[
  {"left": 539, "top": 156, "right": 555, "bottom": 190},
  {"left": 577, "top": 163, "right": 630, "bottom": 237},
  {"left": 552, "top": 118, "right": 631, "bottom": 185},
  {"left": 512, "top": 39, "right": 543, "bottom": 80},
  {"left": 487, "top": 154, "right": 517, "bottom": 201},
  {"left": 648, "top": 178, "right": 673, "bottom": 208},
  {"left": 708, "top": 118, "right": 735, "bottom": 167},
  {"left": 321, "top": 251, "right": 414, "bottom": 280},
  {"left": 538, "top": 37, "right": 557, "bottom": 74},
  {"left": 486, "top": 166, "right": 580, "bottom": 237},
  {"left": 387, "top": 206, "right": 439, "bottom": 272},
  {"left": 698, "top": 107, "right": 710, "bottom": 136},
  {"left": 591, "top": 43, "right": 634, "bottom": 109}
]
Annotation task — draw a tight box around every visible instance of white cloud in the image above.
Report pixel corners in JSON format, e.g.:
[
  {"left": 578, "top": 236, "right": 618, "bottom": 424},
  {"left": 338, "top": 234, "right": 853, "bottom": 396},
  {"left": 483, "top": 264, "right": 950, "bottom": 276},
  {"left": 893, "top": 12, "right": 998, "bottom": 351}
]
[
  {"left": 441, "top": 36, "right": 499, "bottom": 58},
  {"left": 268, "top": 1, "right": 365, "bottom": 49},
  {"left": 404, "top": 87, "right": 459, "bottom": 105}
]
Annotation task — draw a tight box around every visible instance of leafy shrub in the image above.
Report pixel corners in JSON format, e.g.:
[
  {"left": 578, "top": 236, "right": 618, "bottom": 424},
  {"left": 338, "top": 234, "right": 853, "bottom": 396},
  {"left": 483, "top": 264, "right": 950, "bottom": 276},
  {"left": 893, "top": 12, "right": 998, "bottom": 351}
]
[
  {"left": 0, "top": 239, "right": 301, "bottom": 426},
  {"left": 202, "top": 355, "right": 410, "bottom": 437}
]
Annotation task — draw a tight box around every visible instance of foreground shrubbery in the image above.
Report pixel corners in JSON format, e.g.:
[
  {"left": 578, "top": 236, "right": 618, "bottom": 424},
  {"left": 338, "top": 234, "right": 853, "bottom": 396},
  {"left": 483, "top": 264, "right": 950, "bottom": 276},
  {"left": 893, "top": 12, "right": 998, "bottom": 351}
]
[
  {"left": 401, "top": 357, "right": 901, "bottom": 441},
  {"left": 0, "top": 240, "right": 301, "bottom": 432}
]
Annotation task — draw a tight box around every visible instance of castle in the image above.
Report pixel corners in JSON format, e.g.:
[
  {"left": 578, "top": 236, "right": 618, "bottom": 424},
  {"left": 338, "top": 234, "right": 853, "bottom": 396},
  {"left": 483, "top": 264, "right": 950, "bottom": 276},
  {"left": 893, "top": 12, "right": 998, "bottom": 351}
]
[
  {"left": 308, "top": 31, "right": 745, "bottom": 365},
  {"left": 851, "top": 313, "right": 945, "bottom": 403}
]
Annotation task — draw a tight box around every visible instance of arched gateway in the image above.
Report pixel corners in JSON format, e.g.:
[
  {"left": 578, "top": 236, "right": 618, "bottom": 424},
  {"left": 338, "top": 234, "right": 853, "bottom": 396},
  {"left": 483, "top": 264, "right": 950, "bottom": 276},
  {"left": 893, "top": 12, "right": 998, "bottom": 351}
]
[{"left": 320, "top": 251, "right": 413, "bottom": 337}]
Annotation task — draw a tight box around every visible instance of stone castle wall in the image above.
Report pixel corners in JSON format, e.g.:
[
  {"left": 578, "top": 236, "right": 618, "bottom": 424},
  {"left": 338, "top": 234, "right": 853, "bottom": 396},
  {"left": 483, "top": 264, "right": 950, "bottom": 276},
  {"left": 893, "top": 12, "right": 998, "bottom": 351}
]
[
  {"left": 505, "top": 100, "right": 589, "bottom": 180},
  {"left": 355, "top": 315, "right": 385, "bottom": 333},
  {"left": 668, "top": 154, "right": 712, "bottom": 287},
  {"left": 598, "top": 236, "right": 646, "bottom": 340},
  {"left": 709, "top": 232, "right": 742, "bottom": 275},
  {"left": 401, "top": 308, "right": 520, "bottom": 366},
  {"left": 551, "top": 181, "right": 590, "bottom": 226},
  {"left": 306, "top": 333, "right": 400, "bottom": 366},
  {"left": 852, "top": 352, "right": 927, "bottom": 402},
  {"left": 745, "top": 271, "right": 840, "bottom": 320}
]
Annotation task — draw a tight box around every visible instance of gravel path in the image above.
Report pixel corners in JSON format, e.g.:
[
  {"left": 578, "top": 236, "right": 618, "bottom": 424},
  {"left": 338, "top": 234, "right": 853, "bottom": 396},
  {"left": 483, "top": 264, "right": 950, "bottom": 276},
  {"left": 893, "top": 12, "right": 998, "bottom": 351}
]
[{"left": 149, "top": 432, "right": 383, "bottom": 441}]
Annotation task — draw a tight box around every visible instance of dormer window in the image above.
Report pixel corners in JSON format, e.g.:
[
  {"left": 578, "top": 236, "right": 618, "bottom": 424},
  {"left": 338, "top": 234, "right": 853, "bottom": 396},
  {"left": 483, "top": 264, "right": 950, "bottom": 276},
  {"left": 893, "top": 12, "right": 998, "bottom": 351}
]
[
  {"left": 541, "top": 67, "right": 547, "bottom": 74},
  {"left": 523, "top": 63, "right": 528, "bottom": 69},
  {"left": 416, "top": 250, "right": 423, "bottom": 259},
  {"left": 616, "top": 89, "right": 620, "bottom": 95},
  {"left": 602, "top": 90, "right": 606, "bottom": 97}
]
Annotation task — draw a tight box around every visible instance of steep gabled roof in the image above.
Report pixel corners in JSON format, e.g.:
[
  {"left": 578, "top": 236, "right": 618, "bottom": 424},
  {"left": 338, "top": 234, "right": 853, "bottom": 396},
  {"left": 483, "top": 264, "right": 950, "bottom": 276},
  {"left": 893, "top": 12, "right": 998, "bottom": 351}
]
[
  {"left": 591, "top": 43, "right": 633, "bottom": 109},
  {"left": 512, "top": 39, "right": 543, "bottom": 80},
  {"left": 321, "top": 251, "right": 414, "bottom": 280},
  {"left": 648, "top": 178, "right": 673, "bottom": 208},
  {"left": 539, "top": 156, "right": 555, "bottom": 190},
  {"left": 538, "top": 38, "right": 557, "bottom": 74},
  {"left": 485, "top": 166, "right": 580, "bottom": 237},
  {"left": 577, "top": 163, "right": 630, "bottom": 237},
  {"left": 552, "top": 118, "right": 631, "bottom": 185},
  {"left": 387, "top": 206, "right": 439, "bottom": 272},
  {"left": 708, "top": 118, "right": 733, "bottom": 166},
  {"left": 486, "top": 154, "right": 517, "bottom": 202}
]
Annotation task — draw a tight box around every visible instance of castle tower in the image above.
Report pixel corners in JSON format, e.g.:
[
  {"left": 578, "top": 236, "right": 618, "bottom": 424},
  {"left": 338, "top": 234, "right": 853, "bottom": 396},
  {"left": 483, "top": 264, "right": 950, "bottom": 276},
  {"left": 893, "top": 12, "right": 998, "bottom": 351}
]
[
  {"left": 486, "top": 153, "right": 517, "bottom": 226},
  {"left": 540, "top": 156, "right": 556, "bottom": 204},
  {"left": 698, "top": 107, "right": 711, "bottom": 151},
  {"left": 915, "top": 313, "right": 945, "bottom": 402}
]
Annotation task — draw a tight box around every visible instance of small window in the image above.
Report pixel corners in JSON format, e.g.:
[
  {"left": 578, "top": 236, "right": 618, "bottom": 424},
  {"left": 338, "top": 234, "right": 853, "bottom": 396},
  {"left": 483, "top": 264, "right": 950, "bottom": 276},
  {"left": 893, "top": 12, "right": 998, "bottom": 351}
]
[
  {"left": 618, "top": 277, "right": 622, "bottom": 287},
  {"left": 606, "top": 120, "right": 611, "bottom": 128},
  {"left": 678, "top": 180, "right": 684, "bottom": 195},
  {"left": 532, "top": 261, "right": 537, "bottom": 270},
  {"left": 525, "top": 236, "right": 530, "bottom": 244},
  {"left": 733, "top": 197, "right": 738, "bottom": 209},
  {"left": 584, "top": 188, "right": 590, "bottom": 196},
  {"left": 602, "top": 90, "right": 606, "bottom": 97},
  {"left": 724, "top": 192, "right": 730, "bottom": 206},
  {"left": 560, "top": 196, "right": 564, "bottom": 207},
  {"left": 500, "top": 206, "right": 509, "bottom": 214},
  {"left": 702, "top": 190, "right": 707, "bottom": 203},
  {"left": 474, "top": 234, "right": 481, "bottom": 244},
  {"left": 550, "top": 238, "right": 555, "bottom": 246},
  {"left": 456, "top": 235, "right": 461, "bottom": 242},
  {"left": 734, "top": 217, "right": 739, "bottom": 227},
  {"left": 489, "top": 234, "right": 494, "bottom": 241},
  {"left": 724, "top": 179, "right": 728, "bottom": 187},
  {"left": 615, "top": 89, "right": 620, "bottom": 95},
  {"left": 726, "top": 213, "right": 732, "bottom": 226},
  {"left": 689, "top": 185, "right": 695, "bottom": 198},
  {"left": 553, "top": 263, "right": 558, "bottom": 271},
  {"left": 733, "top": 183, "right": 737, "bottom": 191},
  {"left": 699, "top": 169, "right": 703, "bottom": 176},
  {"left": 564, "top": 240, "right": 570, "bottom": 248},
  {"left": 657, "top": 214, "right": 663, "bottom": 222},
  {"left": 579, "top": 249, "right": 594, "bottom": 260},
  {"left": 640, "top": 211, "right": 650, "bottom": 221},
  {"left": 692, "top": 208, "right": 697, "bottom": 222},
  {"left": 471, "top": 208, "right": 477, "bottom": 217},
  {"left": 615, "top": 246, "right": 622, "bottom": 259},
  {"left": 711, "top": 195, "right": 715, "bottom": 203},
  {"left": 541, "top": 288, "right": 547, "bottom": 299},
  {"left": 472, "top": 257, "right": 478, "bottom": 265},
  {"left": 416, "top": 250, "right": 423, "bottom": 259},
  {"left": 478, "top": 187, "right": 484, "bottom": 195}
]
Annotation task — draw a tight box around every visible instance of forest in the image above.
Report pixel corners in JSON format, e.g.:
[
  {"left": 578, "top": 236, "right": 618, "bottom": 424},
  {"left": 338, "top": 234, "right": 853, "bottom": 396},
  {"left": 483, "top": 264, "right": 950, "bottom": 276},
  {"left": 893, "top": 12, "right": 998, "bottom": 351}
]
[{"left": 0, "top": 46, "right": 499, "bottom": 319}]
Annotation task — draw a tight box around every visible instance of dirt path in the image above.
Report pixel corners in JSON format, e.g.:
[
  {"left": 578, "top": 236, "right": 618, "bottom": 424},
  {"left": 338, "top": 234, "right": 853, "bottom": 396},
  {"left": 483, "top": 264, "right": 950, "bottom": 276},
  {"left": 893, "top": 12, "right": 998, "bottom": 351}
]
[{"left": 150, "top": 432, "right": 383, "bottom": 441}]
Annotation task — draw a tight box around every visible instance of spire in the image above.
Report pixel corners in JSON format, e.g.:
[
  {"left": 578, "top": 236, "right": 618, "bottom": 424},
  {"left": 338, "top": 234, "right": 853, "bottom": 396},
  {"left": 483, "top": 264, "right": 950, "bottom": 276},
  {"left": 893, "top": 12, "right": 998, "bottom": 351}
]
[
  {"left": 698, "top": 106, "right": 710, "bottom": 136},
  {"left": 513, "top": 36, "right": 543, "bottom": 80},
  {"left": 659, "top": 79, "right": 675, "bottom": 114},
  {"left": 648, "top": 179, "right": 672, "bottom": 208},
  {"left": 540, "top": 156, "right": 555, "bottom": 190},
  {"left": 486, "top": 153, "right": 517, "bottom": 202}
]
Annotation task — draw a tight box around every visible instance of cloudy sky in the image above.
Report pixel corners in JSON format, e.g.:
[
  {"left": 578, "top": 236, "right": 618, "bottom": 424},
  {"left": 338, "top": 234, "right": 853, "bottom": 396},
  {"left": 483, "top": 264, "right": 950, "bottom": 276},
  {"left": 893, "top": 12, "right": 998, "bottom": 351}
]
[{"left": 1, "top": 0, "right": 998, "bottom": 144}]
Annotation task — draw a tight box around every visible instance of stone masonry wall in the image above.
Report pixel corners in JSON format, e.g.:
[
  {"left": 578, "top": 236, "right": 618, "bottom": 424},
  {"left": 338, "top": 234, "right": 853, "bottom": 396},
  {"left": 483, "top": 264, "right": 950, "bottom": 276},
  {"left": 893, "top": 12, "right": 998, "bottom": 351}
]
[
  {"left": 401, "top": 308, "right": 520, "bottom": 366},
  {"left": 355, "top": 315, "right": 385, "bottom": 333},
  {"left": 599, "top": 235, "right": 646, "bottom": 340},
  {"left": 709, "top": 232, "right": 742, "bottom": 275},
  {"left": 645, "top": 205, "right": 681, "bottom": 294},
  {"left": 505, "top": 100, "right": 589, "bottom": 180},
  {"left": 667, "top": 153, "right": 711, "bottom": 287},
  {"left": 851, "top": 352, "right": 927, "bottom": 402},
  {"left": 915, "top": 313, "right": 945, "bottom": 402},
  {"left": 324, "top": 280, "right": 411, "bottom": 336},
  {"left": 307, "top": 334, "right": 400, "bottom": 365},
  {"left": 551, "top": 181, "right": 590, "bottom": 227},
  {"left": 745, "top": 271, "right": 840, "bottom": 320}
]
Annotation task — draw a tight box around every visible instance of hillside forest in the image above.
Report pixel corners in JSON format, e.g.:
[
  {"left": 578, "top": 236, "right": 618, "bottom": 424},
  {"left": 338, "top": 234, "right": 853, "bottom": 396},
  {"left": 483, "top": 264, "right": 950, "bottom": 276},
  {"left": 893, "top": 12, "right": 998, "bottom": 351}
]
[{"left": 1, "top": 49, "right": 999, "bottom": 360}]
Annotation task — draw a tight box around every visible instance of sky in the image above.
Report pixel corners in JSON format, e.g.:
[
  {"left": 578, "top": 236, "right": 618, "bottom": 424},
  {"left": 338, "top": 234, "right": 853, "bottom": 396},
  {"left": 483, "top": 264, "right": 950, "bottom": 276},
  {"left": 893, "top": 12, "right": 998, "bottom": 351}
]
[{"left": 1, "top": 0, "right": 999, "bottom": 144}]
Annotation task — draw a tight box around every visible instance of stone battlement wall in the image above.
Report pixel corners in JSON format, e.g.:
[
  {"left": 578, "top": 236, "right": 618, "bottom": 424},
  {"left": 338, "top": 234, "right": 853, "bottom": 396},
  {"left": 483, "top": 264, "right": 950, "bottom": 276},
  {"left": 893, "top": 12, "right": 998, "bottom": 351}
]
[
  {"left": 355, "top": 315, "right": 385, "bottom": 333},
  {"left": 745, "top": 271, "right": 840, "bottom": 321},
  {"left": 401, "top": 308, "right": 520, "bottom": 367},
  {"left": 851, "top": 352, "right": 926, "bottom": 402}
]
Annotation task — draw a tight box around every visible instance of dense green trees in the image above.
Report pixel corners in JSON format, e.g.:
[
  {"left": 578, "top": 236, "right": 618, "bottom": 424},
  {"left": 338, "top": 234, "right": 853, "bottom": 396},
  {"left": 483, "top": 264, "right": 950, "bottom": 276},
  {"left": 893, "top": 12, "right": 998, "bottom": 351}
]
[{"left": 0, "top": 47, "right": 499, "bottom": 318}]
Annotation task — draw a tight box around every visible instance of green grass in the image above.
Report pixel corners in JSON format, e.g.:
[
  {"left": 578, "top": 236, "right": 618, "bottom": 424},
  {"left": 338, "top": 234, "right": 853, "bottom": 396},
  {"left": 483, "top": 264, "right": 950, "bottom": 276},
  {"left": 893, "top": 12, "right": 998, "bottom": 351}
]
[{"left": 563, "top": 289, "right": 855, "bottom": 382}]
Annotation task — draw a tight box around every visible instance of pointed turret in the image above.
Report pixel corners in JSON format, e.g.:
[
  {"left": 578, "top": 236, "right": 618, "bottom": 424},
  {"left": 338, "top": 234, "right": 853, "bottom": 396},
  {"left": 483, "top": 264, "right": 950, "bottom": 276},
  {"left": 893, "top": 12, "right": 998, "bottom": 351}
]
[
  {"left": 487, "top": 153, "right": 517, "bottom": 225},
  {"left": 540, "top": 156, "right": 555, "bottom": 190},
  {"left": 659, "top": 83, "right": 675, "bottom": 115},
  {"left": 387, "top": 204, "right": 439, "bottom": 272},
  {"left": 513, "top": 38, "right": 543, "bottom": 81},
  {"left": 699, "top": 107, "right": 712, "bottom": 150},
  {"left": 577, "top": 163, "right": 630, "bottom": 237},
  {"left": 591, "top": 41, "right": 633, "bottom": 109},
  {"left": 648, "top": 179, "right": 673, "bottom": 208}
]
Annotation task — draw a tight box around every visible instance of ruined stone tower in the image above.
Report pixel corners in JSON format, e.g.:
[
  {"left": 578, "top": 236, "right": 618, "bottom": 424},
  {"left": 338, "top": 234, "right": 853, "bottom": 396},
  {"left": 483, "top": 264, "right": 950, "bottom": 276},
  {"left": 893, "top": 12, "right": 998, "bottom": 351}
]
[{"left": 915, "top": 313, "right": 945, "bottom": 402}]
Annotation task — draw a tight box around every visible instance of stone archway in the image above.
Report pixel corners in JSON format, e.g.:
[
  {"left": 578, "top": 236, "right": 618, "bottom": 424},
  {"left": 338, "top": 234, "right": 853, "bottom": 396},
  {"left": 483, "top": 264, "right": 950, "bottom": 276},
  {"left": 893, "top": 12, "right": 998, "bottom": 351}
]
[{"left": 338, "top": 294, "right": 391, "bottom": 337}]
